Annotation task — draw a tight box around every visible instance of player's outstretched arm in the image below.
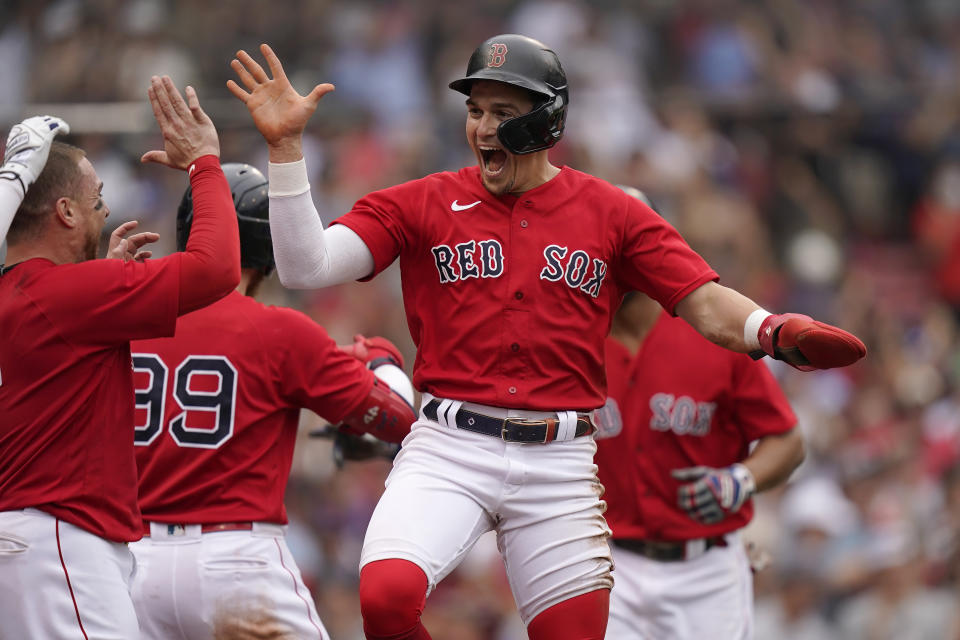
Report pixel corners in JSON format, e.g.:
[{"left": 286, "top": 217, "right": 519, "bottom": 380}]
[
  {"left": 0, "top": 115, "right": 70, "bottom": 245},
  {"left": 675, "top": 281, "right": 866, "bottom": 371},
  {"left": 228, "top": 44, "right": 372, "bottom": 289},
  {"left": 142, "top": 75, "right": 240, "bottom": 314}
]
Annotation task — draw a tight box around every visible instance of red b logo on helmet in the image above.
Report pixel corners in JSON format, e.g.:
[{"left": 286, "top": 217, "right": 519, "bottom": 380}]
[{"left": 487, "top": 43, "right": 508, "bottom": 68}]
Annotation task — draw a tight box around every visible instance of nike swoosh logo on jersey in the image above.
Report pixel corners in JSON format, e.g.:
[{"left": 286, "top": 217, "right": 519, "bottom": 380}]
[{"left": 451, "top": 200, "right": 481, "bottom": 212}]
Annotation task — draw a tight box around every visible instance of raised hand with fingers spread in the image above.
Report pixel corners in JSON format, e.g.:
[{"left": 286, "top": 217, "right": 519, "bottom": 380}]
[
  {"left": 227, "top": 44, "right": 334, "bottom": 161},
  {"left": 141, "top": 76, "right": 219, "bottom": 170}
]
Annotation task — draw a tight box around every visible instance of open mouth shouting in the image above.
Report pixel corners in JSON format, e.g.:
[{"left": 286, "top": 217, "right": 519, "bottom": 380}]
[{"left": 478, "top": 144, "right": 510, "bottom": 186}]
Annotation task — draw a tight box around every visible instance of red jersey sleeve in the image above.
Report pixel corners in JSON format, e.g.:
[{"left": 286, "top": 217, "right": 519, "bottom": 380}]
[
  {"left": 616, "top": 197, "right": 718, "bottom": 314},
  {"left": 729, "top": 357, "right": 798, "bottom": 441},
  {"left": 331, "top": 181, "right": 420, "bottom": 279},
  {"left": 266, "top": 307, "right": 376, "bottom": 422},
  {"left": 30, "top": 256, "right": 180, "bottom": 346}
]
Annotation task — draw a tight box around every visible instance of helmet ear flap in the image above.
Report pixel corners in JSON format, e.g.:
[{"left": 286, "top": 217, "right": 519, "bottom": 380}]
[
  {"left": 496, "top": 93, "right": 566, "bottom": 155},
  {"left": 450, "top": 34, "right": 569, "bottom": 153}
]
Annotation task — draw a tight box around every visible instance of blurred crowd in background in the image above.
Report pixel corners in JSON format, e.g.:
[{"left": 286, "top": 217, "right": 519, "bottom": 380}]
[{"left": 4, "top": 0, "right": 960, "bottom": 637}]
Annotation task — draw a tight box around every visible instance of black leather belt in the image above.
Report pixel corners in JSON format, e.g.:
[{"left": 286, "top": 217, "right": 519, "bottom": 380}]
[
  {"left": 422, "top": 399, "right": 595, "bottom": 443},
  {"left": 613, "top": 536, "right": 728, "bottom": 562}
]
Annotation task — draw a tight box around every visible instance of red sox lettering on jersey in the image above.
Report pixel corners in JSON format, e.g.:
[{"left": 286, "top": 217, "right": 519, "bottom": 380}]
[
  {"left": 430, "top": 239, "right": 607, "bottom": 298},
  {"left": 335, "top": 165, "right": 717, "bottom": 410},
  {"left": 595, "top": 311, "right": 796, "bottom": 542}
]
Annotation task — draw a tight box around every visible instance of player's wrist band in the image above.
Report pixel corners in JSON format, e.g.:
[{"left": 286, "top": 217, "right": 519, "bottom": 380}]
[
  {"left": 268, "top": 158, "right": 310, "bottom": 197},
  {"left": 0, "top": 169, "right": 27, "bottom": 196},
  {"left": 744, "top": 308, "right": 771, "bottom": 352},
  {"left": 368, "top": 355, "right": 402, "bottom": 370},
  {"left": 730, "top": 463, "right": 757, "bottom": 497}
]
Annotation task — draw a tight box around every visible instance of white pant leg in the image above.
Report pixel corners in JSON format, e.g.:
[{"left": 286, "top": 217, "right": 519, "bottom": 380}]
[
  {"left": 605, "top": 535, "right": 753, "bottom": 640},
  {"left": 131, "top": 524, "right": 328, "bottom": 640},
  {"left": 0, "top": 509, "right": 140, "bottom": 640},
  {"left": 495, "top": 435, "right": 613, "bottom": 625},
  {"left": 361, "top": 418, "right": 612, "bottom": 626},
  {"left": 360, "top": 420, "right": 501, "bottom": 588}
]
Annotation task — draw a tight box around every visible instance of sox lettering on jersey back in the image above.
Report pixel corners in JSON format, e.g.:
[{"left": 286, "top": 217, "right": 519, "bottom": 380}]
[{"left": 336, "top": 166, "right": 717, "bottom": 410}]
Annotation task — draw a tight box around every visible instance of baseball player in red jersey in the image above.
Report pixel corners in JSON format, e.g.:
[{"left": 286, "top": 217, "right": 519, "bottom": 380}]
[
  {"left": 128, "top": 162, "right": 417, "bottom": 640},
  {"left": 227, "top": 36, "right": 865, "bottom": 639},
  {"left": 595, "top": 205, "right": 804, "bottom": 638},
  {"left": 0, "top": 77, "right": 241, "bottom": 639}
]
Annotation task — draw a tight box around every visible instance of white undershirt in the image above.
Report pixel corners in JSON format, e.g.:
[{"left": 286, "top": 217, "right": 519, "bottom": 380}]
[{"left": 267, "top": 159, "right": 374, "bottom": 289}]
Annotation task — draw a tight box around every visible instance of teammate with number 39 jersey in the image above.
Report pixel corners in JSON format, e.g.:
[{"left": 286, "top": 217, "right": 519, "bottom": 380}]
[
  {"left": 132, "top": 294, "right": 378, "bottom": 524},
  {"left": 129, "top": 164, "right": 416, "bottom": 640}
]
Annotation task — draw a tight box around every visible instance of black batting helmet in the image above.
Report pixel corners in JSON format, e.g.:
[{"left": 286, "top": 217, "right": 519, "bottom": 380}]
[
  {"left": 177, "top": 162, "right": 273, "bottom": 275},
  {"left": 449, "top": 34, "right": 568, "bottom": 155}
]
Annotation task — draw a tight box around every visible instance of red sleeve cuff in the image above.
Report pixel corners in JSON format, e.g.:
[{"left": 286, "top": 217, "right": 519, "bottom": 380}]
[{"left": 187, "top": 154, "right": 221, "bottom": 179}]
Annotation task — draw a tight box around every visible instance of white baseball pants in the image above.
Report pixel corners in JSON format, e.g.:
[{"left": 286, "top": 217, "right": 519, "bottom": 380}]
[
  {"left": 0, "top": 508, "right": 140, "bottom": 639},
  {"left": 605, "top": 532, "right": 753, "bottom": 640},
  {"left": 360, "top": 395, "right": 613, "bottom": 625},
  {"left": 130, "top": 522, "right": 328, "bottom": 640}
]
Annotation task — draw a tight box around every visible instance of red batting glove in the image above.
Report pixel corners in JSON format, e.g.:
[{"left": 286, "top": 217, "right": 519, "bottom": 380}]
[
  {"left": 337, "top": 334, "right": 405, "bottom": 369},
  {"left": 757, "top": 313, "right": 866, "bottom": 371}
]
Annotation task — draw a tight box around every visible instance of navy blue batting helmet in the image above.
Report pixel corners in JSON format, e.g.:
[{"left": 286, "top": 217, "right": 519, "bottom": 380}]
[{"left": 449, "top": 34, "right": 568, "bottom": 155}]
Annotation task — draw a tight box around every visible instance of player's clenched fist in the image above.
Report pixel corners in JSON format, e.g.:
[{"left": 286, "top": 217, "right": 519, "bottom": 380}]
[
  {"left": 0, "top": 115, "right": 70, "bottom": 197},
  {"left": 338, "top": 334, "right": 405, "bottom": 369},
  {"left": 755, "top": 312, "right": 866, "bottom": 371},
  {"left": 672, "top": 464, "right": 756, "bottom": 524}
]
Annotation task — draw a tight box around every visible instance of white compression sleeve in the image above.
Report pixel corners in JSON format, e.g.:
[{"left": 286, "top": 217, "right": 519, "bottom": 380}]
[
  {"left": 0, "top": 180, "right": 24, "bottom": 249},
  {"left": 268, "top": 160, "right": 375, "bottom": 289}
]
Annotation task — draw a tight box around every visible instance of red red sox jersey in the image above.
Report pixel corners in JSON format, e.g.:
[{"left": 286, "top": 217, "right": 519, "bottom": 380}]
[
  {"left": 595, "top": 311, "right": 797, "bottom": 540},
  {"left": 333, "top": 165, "right": 717, "bottom": 410},
  {"left": 131, "top": 290, "right": 377, "bottom": 525},
  {"left": 0, "top": 257, "right": 181, "bottom": 542}
]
